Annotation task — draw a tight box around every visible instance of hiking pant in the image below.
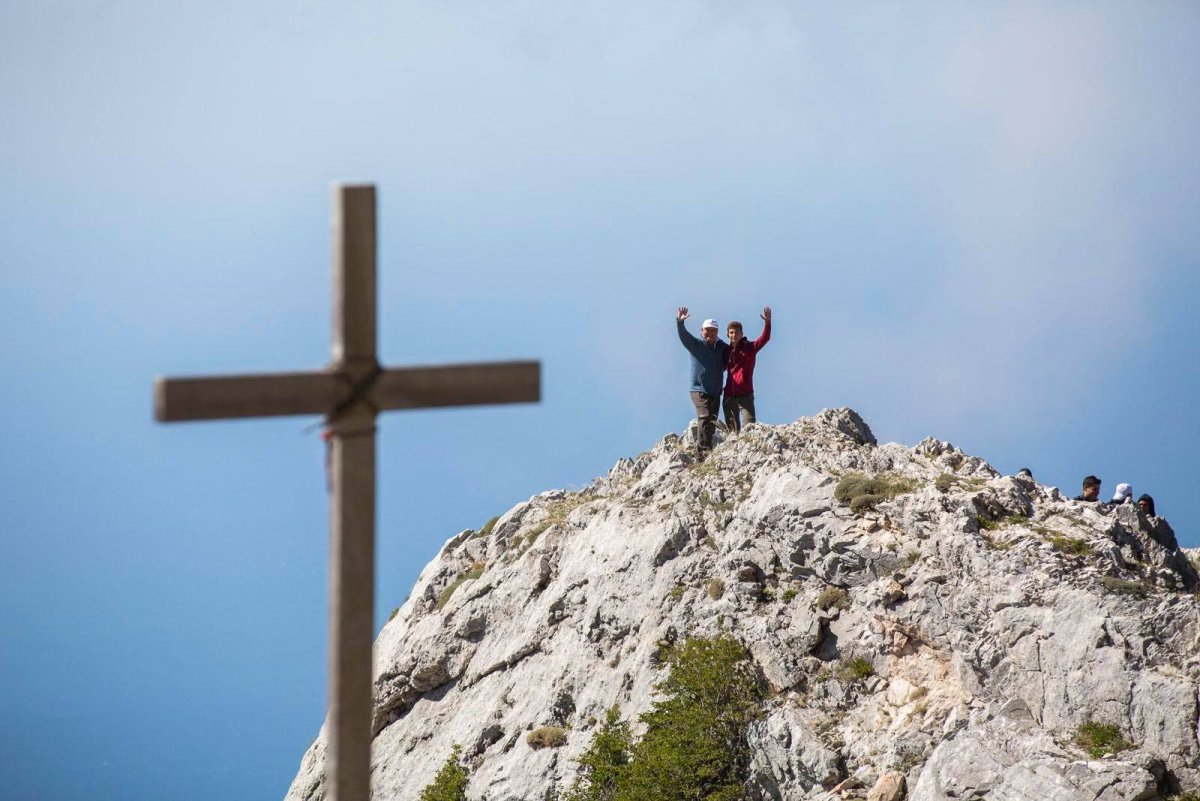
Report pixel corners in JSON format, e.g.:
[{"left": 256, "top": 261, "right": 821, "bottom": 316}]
[
  {"left": 723, "top": 393, "right": 756, "bottom": 432},
  {"left": 690, "top": 391, "right": 720, "bottom": 451}
]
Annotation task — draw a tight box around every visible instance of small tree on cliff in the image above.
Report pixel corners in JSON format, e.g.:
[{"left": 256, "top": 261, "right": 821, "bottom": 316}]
[
  {"left": 563, "top": 705, "right": 633, "bottom": 801},
  {"left": 420, "top": 744, "right": 470, "bottom": 801},
  {"left": 621, "top": 635, "right": 762, "bottom": 801}
]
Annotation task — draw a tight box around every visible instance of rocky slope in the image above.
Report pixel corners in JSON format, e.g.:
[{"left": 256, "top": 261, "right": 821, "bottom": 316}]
[{"left": 287, "top": 409, "right": 1200, "bottom": 801}]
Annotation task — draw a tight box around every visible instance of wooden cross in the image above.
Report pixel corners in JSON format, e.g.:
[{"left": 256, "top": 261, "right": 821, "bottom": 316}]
[{"left": 154, "top": 184, "right": 540, "bottom": 801}]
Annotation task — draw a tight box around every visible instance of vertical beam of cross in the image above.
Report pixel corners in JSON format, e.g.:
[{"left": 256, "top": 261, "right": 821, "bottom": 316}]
[
  {"left": 154, "top": 184, "right": 540, "bottom": 801},
  {"left": 327, "top": 185, "right": 378, "bottom": 801}
]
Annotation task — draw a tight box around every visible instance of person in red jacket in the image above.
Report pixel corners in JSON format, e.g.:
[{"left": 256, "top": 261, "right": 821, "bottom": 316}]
[{"left": 723, "top": 307, "right": 771, "bottom": 432}]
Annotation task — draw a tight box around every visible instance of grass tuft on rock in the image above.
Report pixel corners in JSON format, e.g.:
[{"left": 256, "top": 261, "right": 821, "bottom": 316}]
[
  {"left": 1048, "top": 535, "right": 1092, "bottom": 556},
  {"left": 527, "top": 726, "right": 568, "bottom": 749},
  {"left": 706, "top": 578, "right": 726, "bottom": 600},
  {"left": 834, "top": 472, "right": 918, "bottom": 514},
  {"left": 1074, "top": 721, "right": 1131, "bottom": 758},
  {"left": 836, "top": 656, "right": 875, "bottom": 682},
  {"left": 1101, "top": 576, "right": 1150, "bottom": 597},
  {"left": 816, "top": 586, "right": 850, "bottom": 611}
]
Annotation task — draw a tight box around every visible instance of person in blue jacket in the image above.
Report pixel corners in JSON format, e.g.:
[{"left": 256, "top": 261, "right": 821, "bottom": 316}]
[{"left": 676, "top": 306, "right": 729, "bottom": 459}]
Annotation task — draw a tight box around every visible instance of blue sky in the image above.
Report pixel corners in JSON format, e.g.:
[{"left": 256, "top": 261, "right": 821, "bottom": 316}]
[{"left": 2, "top": 2, "right": 1198, "bottom": 799}]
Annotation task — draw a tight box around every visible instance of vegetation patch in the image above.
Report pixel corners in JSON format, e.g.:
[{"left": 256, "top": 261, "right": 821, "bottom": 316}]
[
  {"left": 699, "top": 490, "right": 734, "bottom": 513},
  {"left": 669, "top": 584, "right": 686, "bottom": 602},
  {"left": 1004, "top": 513, "right": 1030, "bottom": 526},
  {"left": 436, "top": 577, "right": 467, "bottom": 610},
  {"left": 759, "top": 587, "right": 776, "bottom": 603},
  {"left": 1101, "top": 576, "right": 1150, "bottom": 597},
  {"left": 562, "top": 707, "right": 632, "bottom": 801},
  {"left": 816, "top": 586, "right": 850, "bottom": 611},
  {"left": 419, "top": 744, "right": 470, "bottom": 801},
  {"left": 478, "top": 516, "right": 500, "bottom": 537},
  {"left": 837, "top": 655, "right": 875, "bottom": 682},
  {"left": 706, "top": 578, "right": 726, "bottom": 600},
  {"left": 934, "top": 473, "right": 957, "bottom": 493},
  {"left": 984, "top": 536, "right": 1014, "bottom": 551},
  {"left": 1048, "top": 535, "right": 1092, "bottom": 556},
  {"left": 781, "top": 587, "right": 798, "bottom": 602},
  {"left": 528, "top": 726, "right": 568, "bottom": 749},
  {"left": 976, "top": 515, "right": 999, "bottom": 531},
  {"left": 689, "top": 458, "right": 719, "bottom": 477},
  {"left": 562, "top": 636, "right": 761, "bottom": 801},
  {"left": 835, "top": 472, "right": 919, "bottom": 514},
  {"left": 1074, "top": 721, "right": 1131, "bottom": 758}
]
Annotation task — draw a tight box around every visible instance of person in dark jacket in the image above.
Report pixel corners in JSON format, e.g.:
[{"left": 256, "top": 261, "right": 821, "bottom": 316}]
[
  {"left": 677, "top": 307, "right": 729, "bottom": 458},
  {"left": 723, "top": 307, "right": 772, "bottom": 433},
  {"left": 1074, "top": 475, "right": 1102, "bottom": 502},
  {"left": 1137, "top": 494, "right": 1156, "bottom": 517}
]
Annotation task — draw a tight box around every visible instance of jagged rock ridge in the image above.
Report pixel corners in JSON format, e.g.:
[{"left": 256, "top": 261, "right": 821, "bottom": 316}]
[{"left": 287, "top": 408, "right": 1200, "bottom": 801}]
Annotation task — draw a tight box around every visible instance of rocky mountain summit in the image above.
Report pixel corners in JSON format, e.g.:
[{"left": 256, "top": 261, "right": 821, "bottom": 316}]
[{"left": 287, "top": 408, "right": 1200, "bottom": 801}]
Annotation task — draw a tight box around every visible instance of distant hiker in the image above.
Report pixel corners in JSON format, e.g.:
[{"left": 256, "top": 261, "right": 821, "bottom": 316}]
[
  {"left": 723, "top": 307, "right": 772, "bottom": 433},
  {"left": 1017, "top": 468, "right": 1033, "bottom": 479},
  {"left": 1137, "top": 494, "right": 1157, "bottom": 517},
  {"left": 677, "top": 307, "right": 729, "bottom": 458},
  {"left": 1074, "top": 475, "right": 1102, "bottom": 502},
  {"left": 1109, "top": 483, "right": 1133, "bottom": 506}
]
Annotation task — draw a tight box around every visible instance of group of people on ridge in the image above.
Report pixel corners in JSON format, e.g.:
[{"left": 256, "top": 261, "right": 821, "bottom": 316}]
[
  {"left": 676, "top": 310, "right": 1168, "bottom": 525},
  {"left": 1069, "top": 473, "right": 1157, "bottom": 517},
  {"left": 676, "top": 306, "right": 771, "bottom": 459}
]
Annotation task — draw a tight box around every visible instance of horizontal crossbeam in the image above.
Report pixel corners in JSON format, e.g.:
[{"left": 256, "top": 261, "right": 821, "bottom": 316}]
[{"left": 155, "top": 361, "right": 540, "bottom": 422}]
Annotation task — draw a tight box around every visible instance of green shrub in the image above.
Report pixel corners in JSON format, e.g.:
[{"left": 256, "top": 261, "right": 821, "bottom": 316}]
[
  {"left": 838, "top": 656, "right": 875, "bottom": 682},
  {"left": 1074, "top": 721, "right": 1131, "bottom": 758},
  {"left": 834, "top": 474, "right": 876, "bottom": 504},
  {"left": 934, "top": 473, "right": 957, "bottom": 493},
  {"left": 850, "top": 494, "right": 884, "bottom": 513},
  {"left": 835, "top": 472, "right": 919, "bottom": 515},
  {"left": 707, "top": 578, "right": 726, "bottom": 600},
  {"left": 479, "top": 516, "right": 500, "bottom": 537},
  {"left": 419, "top": 744, "right": 470, "bottom": 801},
  {"left": 781, "top": 587, "right": 798, "bottom": 602},
  {"left": 387, "top": 607, "right": 400, "bottom": 622},
  {"left": 1004, "top": 513, "right": 1030, "bottom": 526},
  {"left": 562, "top": 706, "right": 631, "bottom": 801},
  {"left": 976, "top": 515, "right": 999, "bottom": 531},
  {"left": 528, "top": 726, "right": 568, "bottom": 749},
  {"left": 621, "top": 636, "right": 762, "bottom": 801},
  {"left": 669, "top": 584, "right": 686, "bottom": 602},
  {"left": 816, "top": 586, "right": 850, "bottom": 611}
]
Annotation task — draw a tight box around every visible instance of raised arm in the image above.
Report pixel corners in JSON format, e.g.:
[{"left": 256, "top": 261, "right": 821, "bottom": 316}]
[
  {"left": 753, "top": 306, "right": 772, "bottom": 350},
  {"left": 676, "top": 306, "right": 700, "bottom": 354}
]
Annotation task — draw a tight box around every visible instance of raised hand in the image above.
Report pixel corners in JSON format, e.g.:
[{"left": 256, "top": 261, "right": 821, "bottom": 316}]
[
  {"left": 677, "top": 306, "right": 690, "bottom": 322},
  {"left": 761, "top": 306, "right": 772, "bottom": 322}
]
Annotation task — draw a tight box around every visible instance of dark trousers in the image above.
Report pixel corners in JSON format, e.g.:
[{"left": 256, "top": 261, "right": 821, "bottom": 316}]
[
  {"left": 723, "top": 393, "right": 756, "bottom": 432},
  {"left": 690, "top": 391, "right": 720, "bottom": 451}
]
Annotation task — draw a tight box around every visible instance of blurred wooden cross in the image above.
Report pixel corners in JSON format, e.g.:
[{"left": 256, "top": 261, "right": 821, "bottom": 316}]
[{"left": 154, "top": 184, "right": 540, "bottom": 801}]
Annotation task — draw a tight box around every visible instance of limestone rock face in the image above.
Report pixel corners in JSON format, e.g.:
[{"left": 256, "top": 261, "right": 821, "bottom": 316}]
[{"left": 286, "top": 409, "right": 1200, "bottom": 801}]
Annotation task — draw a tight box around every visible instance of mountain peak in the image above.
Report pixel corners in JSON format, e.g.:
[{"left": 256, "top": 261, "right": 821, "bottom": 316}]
[{"left": 288, "top": 409, "right": 1200, "bottom": 801}]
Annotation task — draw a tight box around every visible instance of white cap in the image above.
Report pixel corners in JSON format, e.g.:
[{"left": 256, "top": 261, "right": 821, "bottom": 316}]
[
  {"left": 701, "top": 319, "right": 719, "bottom": 330},
  {"left": 1113, "top": 483, "right": 1133, "bottom": 501}
]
